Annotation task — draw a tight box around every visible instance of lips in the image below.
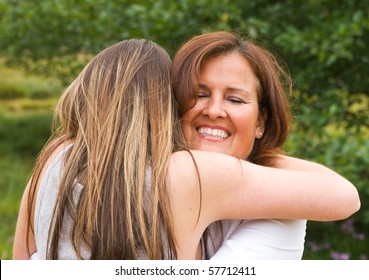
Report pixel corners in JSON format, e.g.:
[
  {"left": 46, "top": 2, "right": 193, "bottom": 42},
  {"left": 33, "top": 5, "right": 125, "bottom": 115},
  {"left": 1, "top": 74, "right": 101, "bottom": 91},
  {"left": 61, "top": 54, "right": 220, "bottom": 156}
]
[{"left": 197, "top": 127, "right": 230, "bottom": 139}]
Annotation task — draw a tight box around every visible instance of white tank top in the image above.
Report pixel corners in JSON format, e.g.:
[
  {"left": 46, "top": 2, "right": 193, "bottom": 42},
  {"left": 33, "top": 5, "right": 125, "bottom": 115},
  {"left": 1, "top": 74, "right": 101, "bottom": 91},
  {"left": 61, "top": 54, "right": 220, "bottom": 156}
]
[
  {"left": 30, "top": 145, "right": 172, "bottom": 260},
  {"left": 31, "top": 144, "right": 91, "bottom": 259}
]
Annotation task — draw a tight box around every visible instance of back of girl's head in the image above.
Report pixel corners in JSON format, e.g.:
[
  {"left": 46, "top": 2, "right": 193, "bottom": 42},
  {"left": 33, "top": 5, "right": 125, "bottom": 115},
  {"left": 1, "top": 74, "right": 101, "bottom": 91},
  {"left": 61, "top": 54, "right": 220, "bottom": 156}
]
[
  {"left": 42, "top": 39, "right": 180, "bottom": 259},
  {"left": 171, "top": 31, "right": 292, "bottom": 166},
  {"left": 57, "top": 39, "right": 174, "bottom": 143}
]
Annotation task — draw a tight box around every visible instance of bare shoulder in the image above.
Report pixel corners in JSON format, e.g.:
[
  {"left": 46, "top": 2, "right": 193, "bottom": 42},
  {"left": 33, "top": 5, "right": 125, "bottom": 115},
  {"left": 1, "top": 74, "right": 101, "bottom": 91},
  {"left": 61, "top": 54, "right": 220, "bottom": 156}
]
[
  {"left": 167, "top": 150, "right": 200, "bottom": 195},
  {"left": 13, "top": 140, "right": 74, "bottom": 259},
  {"left": 167, "top": 150, "right": 248, "bottom": 220},
  {"left": 168, "top": 150, "right": 243, "bottom": 191}
]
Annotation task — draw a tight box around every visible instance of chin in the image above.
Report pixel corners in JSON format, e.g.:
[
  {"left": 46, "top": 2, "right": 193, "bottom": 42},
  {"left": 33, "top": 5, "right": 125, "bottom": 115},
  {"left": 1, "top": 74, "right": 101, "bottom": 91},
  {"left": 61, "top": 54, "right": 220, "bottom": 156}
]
[{"left": 199, "top": 145, "right": 228, "bottom": 155}]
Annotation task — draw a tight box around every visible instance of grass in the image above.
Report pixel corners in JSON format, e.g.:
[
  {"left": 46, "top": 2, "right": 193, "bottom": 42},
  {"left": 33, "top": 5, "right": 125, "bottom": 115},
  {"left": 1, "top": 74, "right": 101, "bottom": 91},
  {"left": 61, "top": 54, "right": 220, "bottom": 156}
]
[
  {"left": 0, "top": 64, "right": 59, "bottom": 259},
  {"left": 0, "top": 98, "right": 58, "bottom": 114},
  {"left": 0, "top": 61, "right": 64, "bottom": 100},
  {"left": 0, "top": 102, "right": 53, "bottom": 259},
  {"left": 0, "top": 154, "right": 34, "bottom": 259}
]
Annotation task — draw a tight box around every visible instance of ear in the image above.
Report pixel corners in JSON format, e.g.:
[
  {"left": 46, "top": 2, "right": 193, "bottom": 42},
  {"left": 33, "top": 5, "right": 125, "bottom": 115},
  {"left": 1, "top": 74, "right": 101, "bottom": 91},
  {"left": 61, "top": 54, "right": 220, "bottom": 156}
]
[{"left": 255, "top": 107, "right": 267, "bottom": 139}]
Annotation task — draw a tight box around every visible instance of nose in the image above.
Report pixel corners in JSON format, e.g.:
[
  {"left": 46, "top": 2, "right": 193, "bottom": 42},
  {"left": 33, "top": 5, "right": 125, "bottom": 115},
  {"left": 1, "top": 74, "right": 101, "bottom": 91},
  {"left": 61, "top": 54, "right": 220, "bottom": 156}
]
[{"left": 201, "top": 98, "right": 227, "bottom": 119}]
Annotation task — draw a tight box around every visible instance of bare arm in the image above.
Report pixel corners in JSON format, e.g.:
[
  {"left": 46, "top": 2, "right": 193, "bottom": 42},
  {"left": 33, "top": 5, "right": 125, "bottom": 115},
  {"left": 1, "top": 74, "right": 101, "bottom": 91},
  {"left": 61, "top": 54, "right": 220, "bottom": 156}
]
[
  {"left": 168, "top": 150, "right": 360, "bottom": 233},
  {"left": 274, "top": 155, "right": 343, "bottom": 175},
  {"left": 13, "top": 180, "right": 36, "bottom": 259},
  {"left": 13, "top": 142, "right": 72, "bottom": 259}
]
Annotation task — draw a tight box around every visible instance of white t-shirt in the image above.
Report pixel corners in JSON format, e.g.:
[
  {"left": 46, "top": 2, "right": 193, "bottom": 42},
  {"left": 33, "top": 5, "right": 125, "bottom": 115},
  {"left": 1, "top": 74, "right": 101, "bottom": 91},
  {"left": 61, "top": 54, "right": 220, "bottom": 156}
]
[{"left": 210, "top": 219, "right": 307, "bottom": 260}]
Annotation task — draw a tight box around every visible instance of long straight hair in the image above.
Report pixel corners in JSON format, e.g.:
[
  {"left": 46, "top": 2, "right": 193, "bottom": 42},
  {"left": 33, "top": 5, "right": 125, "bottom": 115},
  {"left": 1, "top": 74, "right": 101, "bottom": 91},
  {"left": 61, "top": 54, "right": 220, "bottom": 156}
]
[{"left": 27, "top": 39, "right": 185, "bottom": 259}]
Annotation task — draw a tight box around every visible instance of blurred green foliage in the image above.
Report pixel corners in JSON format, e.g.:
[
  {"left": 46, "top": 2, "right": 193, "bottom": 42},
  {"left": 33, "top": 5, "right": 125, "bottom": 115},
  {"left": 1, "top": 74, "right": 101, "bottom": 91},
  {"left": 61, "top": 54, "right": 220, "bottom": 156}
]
[
  {"left": 1, "top": 0, "right": 368, "bottom": 98},
  {"left": 0, "top": 63, "right": 64, "bottom": 99},
  {"left": 0, "top": 111, "right": 53, "bottom": 156},
  {"left": 0, "top": 97, "right": 55, "bottom": 260},
  {"left": 0, "top": 153, "right": 34, "bottom": 260},
  {"left": 0, "top": 0, "right": 368, "bottom": 259}
]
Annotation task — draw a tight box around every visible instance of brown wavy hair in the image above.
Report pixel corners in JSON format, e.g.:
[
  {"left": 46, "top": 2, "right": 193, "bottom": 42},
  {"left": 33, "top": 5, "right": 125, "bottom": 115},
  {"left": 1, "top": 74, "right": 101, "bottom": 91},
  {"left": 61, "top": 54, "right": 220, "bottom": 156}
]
[{"left": 171, "top": 31, "right": 292, "bottom": 166}]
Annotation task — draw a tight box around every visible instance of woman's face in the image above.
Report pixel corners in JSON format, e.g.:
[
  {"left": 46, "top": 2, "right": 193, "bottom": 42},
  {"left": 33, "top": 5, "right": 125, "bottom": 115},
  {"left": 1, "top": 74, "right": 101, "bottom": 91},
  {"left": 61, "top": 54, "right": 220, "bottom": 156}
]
[{"left": 182, "top": 52, "right": 265, "bottom": 159}]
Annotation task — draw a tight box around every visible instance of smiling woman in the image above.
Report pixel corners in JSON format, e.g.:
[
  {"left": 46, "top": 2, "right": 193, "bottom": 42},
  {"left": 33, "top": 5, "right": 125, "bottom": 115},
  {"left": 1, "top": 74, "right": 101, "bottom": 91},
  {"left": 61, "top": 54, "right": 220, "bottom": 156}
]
[
  {"left": 171, "top": 31, "right": 358, "bottom": 259},
  {"left": 172, "top": 31, "right": 291, "bottom": 168},
  {"left": 181, "top": 52, "right": 266, "bottom": 159}
]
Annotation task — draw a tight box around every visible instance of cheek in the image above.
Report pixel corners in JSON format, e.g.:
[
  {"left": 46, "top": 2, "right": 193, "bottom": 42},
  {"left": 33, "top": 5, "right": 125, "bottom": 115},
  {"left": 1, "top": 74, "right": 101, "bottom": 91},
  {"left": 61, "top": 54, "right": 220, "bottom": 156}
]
[
  {"left": 182, "top": 106, "right": 200, "bottom": 126},
  {"left": 236, "top": 112, "right": 259, "bottom": 133}
]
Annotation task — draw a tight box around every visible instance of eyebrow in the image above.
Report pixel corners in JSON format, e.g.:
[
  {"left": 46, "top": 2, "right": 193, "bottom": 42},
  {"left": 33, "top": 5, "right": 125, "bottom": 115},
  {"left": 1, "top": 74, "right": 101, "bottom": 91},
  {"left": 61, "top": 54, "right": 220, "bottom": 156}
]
[{"left": 198, "top": 83, "right": 253, "bottom": 97}]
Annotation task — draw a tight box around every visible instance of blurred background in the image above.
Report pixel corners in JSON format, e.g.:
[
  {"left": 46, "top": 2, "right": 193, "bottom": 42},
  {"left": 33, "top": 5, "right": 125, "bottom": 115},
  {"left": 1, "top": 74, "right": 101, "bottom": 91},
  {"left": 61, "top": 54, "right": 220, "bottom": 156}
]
[{"left": 0, "top": 0, "right": 368, "bottom": 260}]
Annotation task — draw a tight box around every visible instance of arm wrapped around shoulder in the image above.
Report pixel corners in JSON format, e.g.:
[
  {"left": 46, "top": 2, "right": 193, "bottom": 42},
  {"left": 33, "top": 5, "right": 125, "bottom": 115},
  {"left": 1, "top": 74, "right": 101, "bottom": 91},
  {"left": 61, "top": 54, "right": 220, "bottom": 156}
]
[{"left": 168, "top": 150, "right": 360, "bottom": 224}]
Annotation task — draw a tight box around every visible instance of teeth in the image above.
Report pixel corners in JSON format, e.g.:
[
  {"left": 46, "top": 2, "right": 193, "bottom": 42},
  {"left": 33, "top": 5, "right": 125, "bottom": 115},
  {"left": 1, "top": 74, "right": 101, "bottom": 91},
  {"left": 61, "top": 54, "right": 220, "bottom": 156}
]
[{"left": 198, "top": 127, "right": 229, "bottom": 139}]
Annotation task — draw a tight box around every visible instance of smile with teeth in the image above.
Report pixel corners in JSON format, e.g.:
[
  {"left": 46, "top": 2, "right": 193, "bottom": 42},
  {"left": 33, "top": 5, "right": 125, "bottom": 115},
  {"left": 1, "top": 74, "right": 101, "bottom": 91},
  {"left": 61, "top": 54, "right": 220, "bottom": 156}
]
[{"left": 197, "top": 127, "right": 229, "bottom": 139}]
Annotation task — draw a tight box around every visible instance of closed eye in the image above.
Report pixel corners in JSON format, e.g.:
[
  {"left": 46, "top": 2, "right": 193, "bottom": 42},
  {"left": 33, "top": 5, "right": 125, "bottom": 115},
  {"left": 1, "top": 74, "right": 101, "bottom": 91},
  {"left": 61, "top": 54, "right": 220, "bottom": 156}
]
[
  {"left": 227, "top": 97, "right": 246, "bottom": 104},
  {"left": 198, "top": 91, "right": 209, "bottom": 98}
]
